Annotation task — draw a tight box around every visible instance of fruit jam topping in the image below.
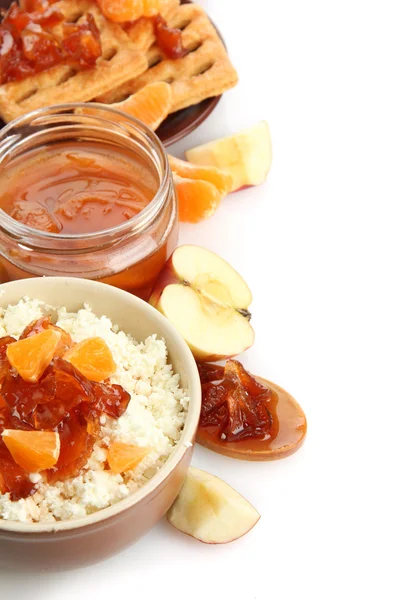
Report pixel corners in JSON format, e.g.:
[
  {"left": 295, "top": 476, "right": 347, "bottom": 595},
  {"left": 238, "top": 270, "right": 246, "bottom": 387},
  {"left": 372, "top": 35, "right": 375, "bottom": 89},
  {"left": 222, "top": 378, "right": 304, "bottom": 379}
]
[
  {"left": 198, "top": 360, "right": 277, "bottom": 442},
  {"left": 0, "top": 1, "right": 101, "bottom": 84},
  {"left": 0, "top": 336, "right": 16, "bottom": 383},
  {"left": 152, "top": 15, "right": 187, "bottom": 59},
  {"left": 62, "top": 13, "right": 102, "bottom": 68},
  {"left": 0, "top": 320, "right": 130, "bottom": 500}
]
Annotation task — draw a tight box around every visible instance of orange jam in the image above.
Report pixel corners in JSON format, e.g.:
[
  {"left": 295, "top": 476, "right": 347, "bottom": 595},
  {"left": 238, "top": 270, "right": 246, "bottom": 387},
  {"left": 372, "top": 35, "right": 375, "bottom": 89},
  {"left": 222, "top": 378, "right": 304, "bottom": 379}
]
[
  {"left": 0, "top": 105, "right": 178, "bottom": 300},
  {"left": 196, "top": 360, "right": 307, "bottom": 460},
  {"left": 0, "top": 142, "right": 159, "bottom": 234}
]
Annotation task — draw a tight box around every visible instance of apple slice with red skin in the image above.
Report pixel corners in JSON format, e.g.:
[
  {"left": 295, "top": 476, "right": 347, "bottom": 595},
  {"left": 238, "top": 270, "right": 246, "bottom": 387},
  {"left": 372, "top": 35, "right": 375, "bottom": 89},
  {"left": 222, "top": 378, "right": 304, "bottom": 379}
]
[
  {"left": 197, "top": 376, "right": 307, "bottom": 461},
  {"left": 167, "top": 467, "right": 260, "bottom": 544},
  {"left": 149, "top": 245, "right": 254, "bottom": 361},
  {"left": 185, "top": 121, "right": 272, "bottom": 192}
]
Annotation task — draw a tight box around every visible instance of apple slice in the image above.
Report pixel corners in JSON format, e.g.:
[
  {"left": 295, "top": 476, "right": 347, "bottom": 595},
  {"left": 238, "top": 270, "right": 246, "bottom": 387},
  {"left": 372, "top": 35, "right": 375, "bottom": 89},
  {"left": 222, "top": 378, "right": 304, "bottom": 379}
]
[
  {"left": 149, "top": 245, "right": 254, "bottom": 361},
  {"left": 167, "top": 467, "right": 260, "bottom": 544},
  {"left": 185, "top": 121, "right": 272, "bottom": 192}
]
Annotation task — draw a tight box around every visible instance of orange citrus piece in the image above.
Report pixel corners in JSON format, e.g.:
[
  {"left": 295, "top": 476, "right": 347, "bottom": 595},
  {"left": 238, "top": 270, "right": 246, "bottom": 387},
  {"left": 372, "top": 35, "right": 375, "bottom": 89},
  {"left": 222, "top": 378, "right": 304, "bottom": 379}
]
[
  {"left": 63, "top": 337, "right": 116, "bottom": 382},
  {"left": 1, "top": 430, "right": 60, "bottom": 472},
  {"left": 97, "top": 0, "right": 144, "bottom": 22},
  {"left": 20, "top": 317, "right": 75, "bottom": 357},
  {"left": 6, "top": 329, "right": 61, "bottom": 383},
  {"left": 77, "top": 83, "right": 172, "bottom": 130},
  {"left": 107, "top": 441, "right": 150, "bottom": 474},
  {"left": 168, "top": 155, "right": 233, "bottom": 196},
  {"left": 143, "top": 0, "right": 161, "bottom": 16},
  {"left": 173, "top": 173, "right": 222, "bottom": 223},
  {"left": 115, "top": 82, "right": 173, "bottom": 131}
]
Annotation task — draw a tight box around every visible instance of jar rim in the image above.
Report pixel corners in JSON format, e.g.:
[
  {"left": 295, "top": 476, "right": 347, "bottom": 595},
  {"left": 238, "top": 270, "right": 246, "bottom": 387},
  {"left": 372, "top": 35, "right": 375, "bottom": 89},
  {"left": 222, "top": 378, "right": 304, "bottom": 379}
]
[{"left": 0, "top": 103, "right": 171, "bottom": 243}]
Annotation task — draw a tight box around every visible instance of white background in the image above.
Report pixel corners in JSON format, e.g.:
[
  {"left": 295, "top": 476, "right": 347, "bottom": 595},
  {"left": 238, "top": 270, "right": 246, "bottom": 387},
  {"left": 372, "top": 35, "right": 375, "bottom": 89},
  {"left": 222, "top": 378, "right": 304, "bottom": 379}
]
[{"left": 2, "top": 0, "right": 400, "bottom": 598}]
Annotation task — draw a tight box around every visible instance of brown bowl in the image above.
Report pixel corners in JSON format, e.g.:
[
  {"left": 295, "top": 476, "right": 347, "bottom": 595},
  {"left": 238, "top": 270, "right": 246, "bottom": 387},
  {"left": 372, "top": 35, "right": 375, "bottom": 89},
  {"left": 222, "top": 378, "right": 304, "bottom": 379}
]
[{"left": 0, "top": 277, "right": 201, "bottom": 570}]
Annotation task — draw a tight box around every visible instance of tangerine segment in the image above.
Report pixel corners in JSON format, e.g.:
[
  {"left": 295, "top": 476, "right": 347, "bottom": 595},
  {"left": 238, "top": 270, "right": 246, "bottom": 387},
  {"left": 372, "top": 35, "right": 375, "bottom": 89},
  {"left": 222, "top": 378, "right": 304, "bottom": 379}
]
[
  {"left": 0, "top": 443, "right": 36, "bottom": 499},
  {"left": 142, "top": 0, "right": 161, "bottom": 16},
  {"left": 1, "top": 429, "right": 60, "bottom": 472},
  {"left": 78, "top": 82, "right": 172, "bottom": 130},
  {"left": 107, "top": 441, "right": 150, "bottom": 474},
  {"left": 168, "top": 155, "right": 233, "bottom": 196},
  {"left": 116, "top": 82, "right": 172, "bottom": 131},
  {"left": 6, "top": 329, "right": 61, "bottom": 383},
  {"left": 96, "top": 0, "right": 144, "bottom": 22},
  {"left": 63, "top": 337, "right": 116, "bottom": 382},
  {"left": 173, "top": 174, "right": 222, "bottom": 223},
  {"left": 20, "top": 317, "right": 75, "bottom": 357}
]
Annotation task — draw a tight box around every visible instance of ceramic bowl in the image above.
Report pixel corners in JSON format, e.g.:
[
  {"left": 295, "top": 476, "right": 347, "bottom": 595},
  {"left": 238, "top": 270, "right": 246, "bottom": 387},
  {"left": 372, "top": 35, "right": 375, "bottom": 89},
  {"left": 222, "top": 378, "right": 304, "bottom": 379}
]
[{"left": 0, "top": 277, "right": 201, "bottom": 570}]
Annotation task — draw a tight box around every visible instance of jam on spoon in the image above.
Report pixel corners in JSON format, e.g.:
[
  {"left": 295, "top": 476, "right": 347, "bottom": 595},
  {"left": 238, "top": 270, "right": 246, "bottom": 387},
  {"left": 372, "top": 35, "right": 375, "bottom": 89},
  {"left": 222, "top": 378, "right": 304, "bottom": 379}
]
[{"left": 197, "top": 360, "right": 307, "bottom": 460}]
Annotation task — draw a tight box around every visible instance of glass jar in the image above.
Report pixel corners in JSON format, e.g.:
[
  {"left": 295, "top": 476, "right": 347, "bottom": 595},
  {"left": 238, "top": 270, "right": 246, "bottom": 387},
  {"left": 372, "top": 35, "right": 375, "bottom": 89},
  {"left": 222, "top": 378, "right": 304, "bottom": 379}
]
[{"left": 0, "top": 104, "right": 178, "bottom": 300}]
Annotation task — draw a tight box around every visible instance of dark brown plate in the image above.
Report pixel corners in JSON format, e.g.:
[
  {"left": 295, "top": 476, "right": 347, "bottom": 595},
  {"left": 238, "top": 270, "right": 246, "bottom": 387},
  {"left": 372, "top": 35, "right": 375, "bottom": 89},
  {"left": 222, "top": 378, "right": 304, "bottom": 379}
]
[
  {"left": 0, "top": 0, "right": 223, "bottom": 145},
  {"left": 157, "top": 95, "right": 221, "bottom": 147}
]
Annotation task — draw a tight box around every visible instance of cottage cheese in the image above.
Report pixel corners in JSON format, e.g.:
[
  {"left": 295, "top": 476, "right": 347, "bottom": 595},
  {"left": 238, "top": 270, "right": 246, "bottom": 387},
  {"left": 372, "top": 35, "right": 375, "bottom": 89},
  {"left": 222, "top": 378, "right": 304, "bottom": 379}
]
[{"left": 0, "top": 298, "right": 189, "bottom": 523}]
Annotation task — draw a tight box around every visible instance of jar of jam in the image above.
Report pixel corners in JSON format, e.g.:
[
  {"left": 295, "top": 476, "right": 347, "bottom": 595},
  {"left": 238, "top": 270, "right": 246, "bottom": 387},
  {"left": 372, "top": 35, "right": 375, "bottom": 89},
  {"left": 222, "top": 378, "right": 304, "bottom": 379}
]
[{"left": 0, "top": 104, "right": 178, "bottom": 300}]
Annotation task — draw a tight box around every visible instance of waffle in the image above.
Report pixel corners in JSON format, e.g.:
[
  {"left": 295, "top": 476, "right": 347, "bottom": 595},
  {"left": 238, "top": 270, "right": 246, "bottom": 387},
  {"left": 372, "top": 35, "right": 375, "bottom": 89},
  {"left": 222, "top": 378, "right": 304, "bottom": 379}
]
[
  {"left": 96, "top": 3, "right": 238, "bottom": 112},
  {"left": 0, "top": 0, "right": 147, "bottom": 123}
]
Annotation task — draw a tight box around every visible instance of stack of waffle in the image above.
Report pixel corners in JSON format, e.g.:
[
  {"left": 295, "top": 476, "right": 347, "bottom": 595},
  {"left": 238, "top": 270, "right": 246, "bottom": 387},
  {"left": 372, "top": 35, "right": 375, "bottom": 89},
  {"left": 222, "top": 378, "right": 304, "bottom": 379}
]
[{"left": 0, "top": 0, "right": 238, "bottom": 125}]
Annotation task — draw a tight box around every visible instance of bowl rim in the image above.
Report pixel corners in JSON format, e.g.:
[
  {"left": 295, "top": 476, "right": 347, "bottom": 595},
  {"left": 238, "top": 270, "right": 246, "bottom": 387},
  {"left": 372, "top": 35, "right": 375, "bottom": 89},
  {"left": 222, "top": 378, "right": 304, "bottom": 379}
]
[{"left": 0, "top": 277, "right": 201, "bottom": 534}]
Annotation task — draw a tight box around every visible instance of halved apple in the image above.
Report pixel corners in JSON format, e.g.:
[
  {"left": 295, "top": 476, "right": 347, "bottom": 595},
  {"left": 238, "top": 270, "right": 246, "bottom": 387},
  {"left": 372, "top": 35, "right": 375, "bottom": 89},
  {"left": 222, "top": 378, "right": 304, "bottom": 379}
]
[
  {"left": 149, "top": 245, "right": 254, "bottom": 361},
  {"left": 167, "top": 467, "right": 260, "bottom": 544},
  {"left": 185, "top": 121, "right": 272, "bottom": 192}
]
